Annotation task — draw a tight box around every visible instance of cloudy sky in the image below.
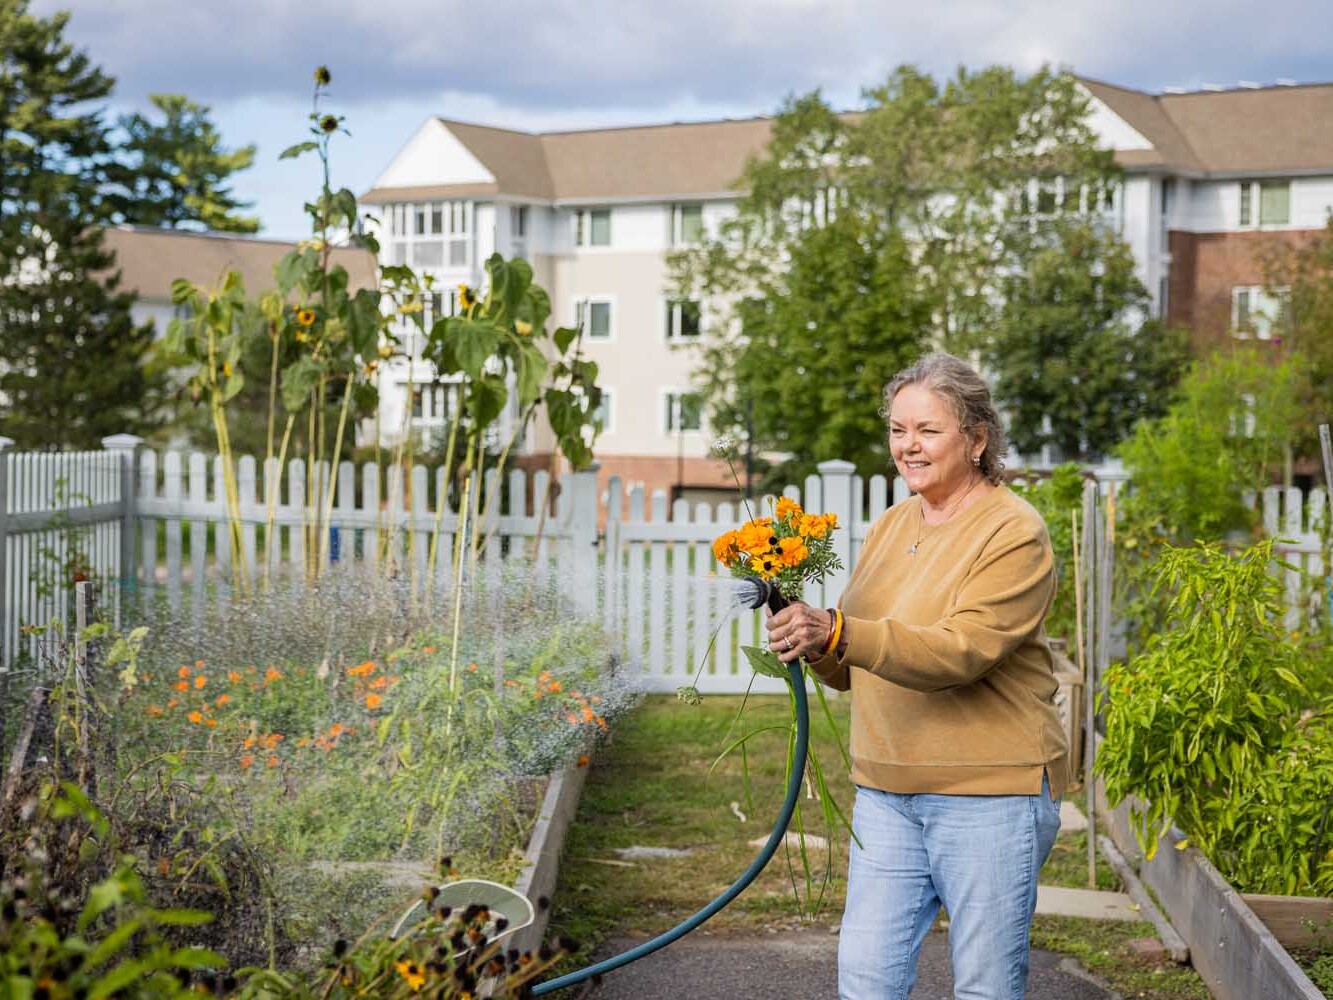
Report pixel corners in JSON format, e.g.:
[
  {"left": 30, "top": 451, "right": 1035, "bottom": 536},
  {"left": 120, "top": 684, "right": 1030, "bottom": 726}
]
[{"left": 38, "top": 0, "right": 1333, "bottom": 239}]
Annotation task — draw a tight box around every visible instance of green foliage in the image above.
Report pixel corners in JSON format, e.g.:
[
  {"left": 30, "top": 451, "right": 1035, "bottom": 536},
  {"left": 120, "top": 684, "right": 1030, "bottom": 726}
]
[
  {"left": 672, "top": 65, "right": 1131, "bottom": 474},
  {"left": 1117, "top": 348, "right": 1307, "bottom": 545},
  {"left": 1012, "top": 463, "right": 1085, "bottom": 641},
  {"left": 1096, "top": 541, "right": 1333, "bottom": 896},
  {"left": 1, "top": 784, "right": 226, "bottom": 1000},
  {"left": 693, "top": 213, "right": 929, "bottom": 484},
  {"left": 109, "top": 93, "right": 259, "bottom": 233},
  {"left": 989, "top": 220, "right": 1189, "bottom": 460},
  {"left": 1262, "top": 215, "right": 1333, "bottom": 447},
  {"left": 0, "top": 0, "right": 166, "bottom": 447}
]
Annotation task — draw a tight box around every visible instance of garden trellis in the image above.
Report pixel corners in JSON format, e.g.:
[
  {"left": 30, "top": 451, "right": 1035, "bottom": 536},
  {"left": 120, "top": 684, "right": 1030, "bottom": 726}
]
[{"left": 1, "top": 438, "right": 1327, "bottom": 697}]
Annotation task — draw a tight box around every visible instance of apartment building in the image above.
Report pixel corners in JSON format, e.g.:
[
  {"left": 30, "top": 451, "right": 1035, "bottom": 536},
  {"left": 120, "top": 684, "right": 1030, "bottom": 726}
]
[{"left": 360, "top": 78, "right": 1333, "bottom": 499}]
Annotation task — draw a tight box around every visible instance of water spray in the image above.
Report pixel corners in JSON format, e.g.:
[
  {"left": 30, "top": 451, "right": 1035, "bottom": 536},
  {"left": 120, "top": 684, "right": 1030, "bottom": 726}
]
[{"left": 529, "top": 578, "right": 809, "bottom": 995}]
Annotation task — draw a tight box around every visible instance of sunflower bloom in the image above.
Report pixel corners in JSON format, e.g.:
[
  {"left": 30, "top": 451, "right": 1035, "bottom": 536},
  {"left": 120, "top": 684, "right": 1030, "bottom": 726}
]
[
  {"left": 296, "top": 308, "right": 316, "bottom": 327},
  {"left": 395, "top": 961, "right": 426, "bottom": 992}
]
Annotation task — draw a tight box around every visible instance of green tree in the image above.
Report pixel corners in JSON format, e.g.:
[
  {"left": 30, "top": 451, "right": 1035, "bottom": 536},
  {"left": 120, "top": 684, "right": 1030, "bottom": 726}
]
[
  {"left": 0, "top": 0, "right": 164, "bottom": 448},
  {"left": 988, "top": 219, "right": 1189, "bottom": 460},
  {"left": 1262, "top": 217, "right": 1333, "bottom": 444},
  {"left": 109, "top": 93, "right": 259, "bottom": 232},
  {"left": 672, "top": 66, "right": 1147, "bottom": 473},
  {"left": 694, "top": 213, "right": 930, "bottom": 483}
]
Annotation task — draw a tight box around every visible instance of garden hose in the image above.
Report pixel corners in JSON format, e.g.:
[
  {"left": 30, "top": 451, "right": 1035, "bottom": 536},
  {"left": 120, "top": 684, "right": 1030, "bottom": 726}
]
[{"left": 532, "top": 582, "right": 808, "bottom": 995}]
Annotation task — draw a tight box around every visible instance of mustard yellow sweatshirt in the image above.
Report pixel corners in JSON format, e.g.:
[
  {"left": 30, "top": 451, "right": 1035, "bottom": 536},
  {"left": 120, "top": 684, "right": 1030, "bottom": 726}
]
[{"left": 807, "top": 485, "right": 1069, "bottom": 797}]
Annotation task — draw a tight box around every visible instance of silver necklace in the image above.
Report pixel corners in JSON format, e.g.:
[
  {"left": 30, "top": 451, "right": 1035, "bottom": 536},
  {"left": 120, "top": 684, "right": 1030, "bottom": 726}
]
[{"left": 908, "top": 475, "right": 982, "bottom": 555}]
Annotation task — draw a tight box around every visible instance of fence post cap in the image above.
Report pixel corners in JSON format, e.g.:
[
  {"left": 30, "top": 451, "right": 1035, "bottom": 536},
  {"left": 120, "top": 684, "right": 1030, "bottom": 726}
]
[
  {"left": 101, "top": 434, "right": 144, "bottom": 451},
  {"left": 0, "top": 436, "right": 13, "bottom": 452},
  {"left": 816, "top": 459, "right": 856, "bottom": 475}
]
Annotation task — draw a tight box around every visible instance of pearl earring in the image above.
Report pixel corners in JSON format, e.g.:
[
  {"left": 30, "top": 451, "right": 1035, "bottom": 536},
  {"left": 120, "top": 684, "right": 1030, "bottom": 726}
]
[{"left": 972, "top": 455, "right": 981, "bottom": 466}]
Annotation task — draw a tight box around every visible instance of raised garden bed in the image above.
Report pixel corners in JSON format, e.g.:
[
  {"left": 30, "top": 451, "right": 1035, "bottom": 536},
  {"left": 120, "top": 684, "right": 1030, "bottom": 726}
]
[{"left": 1095, "top": 778, "right": 1328, "bottom": 1000}]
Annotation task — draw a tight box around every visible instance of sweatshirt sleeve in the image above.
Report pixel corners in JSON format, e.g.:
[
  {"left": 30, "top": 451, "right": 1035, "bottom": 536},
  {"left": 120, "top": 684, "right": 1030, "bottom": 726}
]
[
  {"left": 839, "top": 519, "right": 1054, "bottom": 693},
  {"left": 804, "top": 510, "right": 895, "bottom": 693}
]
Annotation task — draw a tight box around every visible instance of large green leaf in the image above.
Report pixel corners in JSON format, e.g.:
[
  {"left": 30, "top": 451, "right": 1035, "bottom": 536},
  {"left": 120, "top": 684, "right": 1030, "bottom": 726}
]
[
  {"left": 451, "top": 317, "right": 502, "bottom": 378},
  {"left": 281, "top": 356, "right": 324, "bottom": 411},
  {"left": 278, "top": 140, "right": 318, "bottom": 160},
  {"left": 466, "top": 374, "right": 508, "bottom": 426},
  {"left": 516, "top": 342, "right": 548, "bottom": 406},
  {"left": 346, "top": 288, "right": 382, "bottom": 355},
  {"left": 742, "top": 645, "right": 789, "bottom": 679}
]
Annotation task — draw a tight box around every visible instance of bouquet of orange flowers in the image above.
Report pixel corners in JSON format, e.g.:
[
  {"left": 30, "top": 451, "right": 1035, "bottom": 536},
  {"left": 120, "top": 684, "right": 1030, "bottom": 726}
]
[{"left": 711, "top": 496, "right": 842, "bottom": 603}]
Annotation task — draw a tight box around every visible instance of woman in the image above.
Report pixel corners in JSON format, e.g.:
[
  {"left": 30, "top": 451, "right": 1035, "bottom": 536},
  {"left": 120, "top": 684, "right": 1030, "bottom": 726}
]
[{"left": 767, "top": 352, "right": 1068, "bottom": 1000}]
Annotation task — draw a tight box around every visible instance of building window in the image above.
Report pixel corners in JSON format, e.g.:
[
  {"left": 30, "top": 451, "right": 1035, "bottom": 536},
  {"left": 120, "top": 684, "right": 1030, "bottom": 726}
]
[
  {"left": 1239, "top": 180, "right": 1290, "bottom": 226},
  {"left": 665, "top": 299, "right": 702, "bottom": 340},
  {"left": 671, "top": 203, "right": 704, "bottom": 245},
  {"left": 664, "top": 391, "right": 703, "bottom": 433},
  {"left": 575, "top": 208, "right": 611, "bottom": 247},
  {"left": 574, "top": 297, "right": 613, "bottom": 340},
  {"left": 1158, "top": 276, "right": 1169, "bottom": 319},
  {"left": 592, "top": 388, "right": 612, "bottom": 433},
  {"left": 511, "top": 205, "right": 528, "bottom": 238},
  {"left": 387, "top": 201, "right": 470, "bottom": 269},
  {"left": 1232, "top": 286, "right": 1288, "bottom": 340}
]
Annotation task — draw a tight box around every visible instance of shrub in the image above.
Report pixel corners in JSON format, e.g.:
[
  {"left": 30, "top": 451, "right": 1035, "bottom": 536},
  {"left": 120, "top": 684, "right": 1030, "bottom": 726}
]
[
  {"left": 1012, "top": 462, "right": 1085, "bottom": 642},
  {"left": 1097, "top": 540, "right": 1333, "bottom": 896}
]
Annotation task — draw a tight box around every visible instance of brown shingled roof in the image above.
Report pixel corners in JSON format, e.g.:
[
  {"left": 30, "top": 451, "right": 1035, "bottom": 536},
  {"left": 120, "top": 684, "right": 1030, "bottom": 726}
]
[
  {"left": 538, "top": 117, "right": 774, "bottom": 200},
  {"left": 360, "top": 81, "right": 1333, "bottom": 205},
  {"left": 1159, "top": 83, "right": 1333, "bottom": 174},
  {"left": 103, "top": 227, "right": 377, "bottom": 302}
]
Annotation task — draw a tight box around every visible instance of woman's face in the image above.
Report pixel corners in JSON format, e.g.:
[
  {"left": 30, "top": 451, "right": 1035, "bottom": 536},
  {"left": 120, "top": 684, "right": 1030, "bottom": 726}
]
[{"left": 888, "top": 383, "right": 982, "bottom": 503}]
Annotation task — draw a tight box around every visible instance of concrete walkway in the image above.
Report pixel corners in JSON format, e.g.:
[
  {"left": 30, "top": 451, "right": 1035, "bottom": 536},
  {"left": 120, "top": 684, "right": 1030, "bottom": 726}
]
[{"left": 576, "top": 928, "right": 1118, "bottom": 999}]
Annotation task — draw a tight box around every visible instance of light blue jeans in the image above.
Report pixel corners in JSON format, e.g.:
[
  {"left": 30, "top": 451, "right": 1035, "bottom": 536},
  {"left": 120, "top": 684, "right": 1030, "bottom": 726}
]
[{"left": 838, "top": 775, "right": 1061, "bottom": 1000}]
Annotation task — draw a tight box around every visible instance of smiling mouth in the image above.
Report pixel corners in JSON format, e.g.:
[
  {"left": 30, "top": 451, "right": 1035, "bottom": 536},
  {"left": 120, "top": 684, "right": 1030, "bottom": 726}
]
[{"left": 905, "top": 461, "right": 929, "bottom": 469}]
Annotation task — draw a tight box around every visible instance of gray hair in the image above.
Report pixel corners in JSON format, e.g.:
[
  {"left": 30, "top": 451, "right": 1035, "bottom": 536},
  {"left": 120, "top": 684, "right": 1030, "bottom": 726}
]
[{"left": 882, "top": 352, "right": 1007, "bottom": 485}]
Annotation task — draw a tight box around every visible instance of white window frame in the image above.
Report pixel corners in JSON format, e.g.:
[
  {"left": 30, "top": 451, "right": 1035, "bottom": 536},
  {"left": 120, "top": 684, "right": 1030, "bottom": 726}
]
[
  {"left": 573, "top": 207, "right": 612, "bottom": 248},
  {"left": 670, "top": 202, "right": 705, "bottom": 246},
  {"left": 1237, "top": 179, "right": 1292, "bottom": 229},
  {"left": 573, "top": 295, "right": 615, "bottom": 341},
  {"left": 662, "top": 388, "right": 704, "bottom": 435},
  {"left": 592, "top": 386, "right": 613, "bottom": 435},
  {"left": 663, "top": 297, "right": 704, "bottom": 342},
  {"left": 387, "top": 200, "right": 473, "bottom": 272},
  {"left": 1231, "top": 285, "right": 1287, "bottom": 340}
]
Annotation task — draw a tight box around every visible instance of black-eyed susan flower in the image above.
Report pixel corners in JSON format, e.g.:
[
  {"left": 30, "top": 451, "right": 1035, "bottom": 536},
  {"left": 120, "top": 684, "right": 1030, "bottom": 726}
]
[
  {"left": 319, "top": 114, "right": 339, "bottom": 134},
  {"left": 394, "top": 960, "right": 425, "bottom": 991},
  {"left": 314, "top": 66, "right": 331, "bottom": 86},
  {"left": 296, "top": 308, "right": 316, "bottom": 327}
]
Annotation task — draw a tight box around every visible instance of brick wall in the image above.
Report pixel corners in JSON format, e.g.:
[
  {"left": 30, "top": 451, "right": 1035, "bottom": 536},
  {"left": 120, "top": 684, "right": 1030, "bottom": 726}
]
[{"left": 1167, "top": 229, "right": 1322, "bottom": 348}]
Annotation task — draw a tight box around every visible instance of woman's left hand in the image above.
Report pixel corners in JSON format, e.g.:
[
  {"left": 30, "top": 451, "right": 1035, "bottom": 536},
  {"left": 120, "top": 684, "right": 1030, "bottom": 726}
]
[{"left": 766, "top": 600, "right": 832, "bottom": 664}]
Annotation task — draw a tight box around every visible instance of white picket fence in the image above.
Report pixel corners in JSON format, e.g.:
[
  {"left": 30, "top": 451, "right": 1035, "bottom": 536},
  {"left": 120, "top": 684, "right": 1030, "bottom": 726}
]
[
  {"left": 1248, "top": 485, "right": 1331, "bottom": 628},
  {"left": 2, "top": 437, "right": 1330, "bottom": 695}
]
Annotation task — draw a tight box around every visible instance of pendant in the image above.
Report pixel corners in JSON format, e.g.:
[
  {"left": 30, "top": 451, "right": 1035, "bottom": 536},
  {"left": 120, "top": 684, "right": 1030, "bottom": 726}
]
[{"left": 908, "top": 544, "right": 918, "bottom": 555}]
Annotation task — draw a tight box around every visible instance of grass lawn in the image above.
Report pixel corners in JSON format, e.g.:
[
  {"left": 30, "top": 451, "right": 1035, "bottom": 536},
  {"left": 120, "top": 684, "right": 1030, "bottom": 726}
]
[{"left": 548, "top": 694, "right": 1214, "bottom": 1000}]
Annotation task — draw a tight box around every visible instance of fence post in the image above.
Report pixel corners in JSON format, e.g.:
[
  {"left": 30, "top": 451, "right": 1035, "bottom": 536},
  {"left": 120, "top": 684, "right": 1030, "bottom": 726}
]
[
  {"left": 568, "top": 464, "right": 600, "bottom": 617},
  {"left": 0, "top": 436, "right": 12, "bottom": 753},
  {"left": 101, "top": 435, "right": 142, "bottom": 617},
  {"left": 818, "top": 460, "right": 856, "bottom": 605}
]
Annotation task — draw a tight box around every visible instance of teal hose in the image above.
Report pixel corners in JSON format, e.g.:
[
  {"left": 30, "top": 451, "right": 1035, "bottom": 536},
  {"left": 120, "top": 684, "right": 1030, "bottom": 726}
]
[{"left": 531, "top": 656, "right": 810, "bottom": 995}]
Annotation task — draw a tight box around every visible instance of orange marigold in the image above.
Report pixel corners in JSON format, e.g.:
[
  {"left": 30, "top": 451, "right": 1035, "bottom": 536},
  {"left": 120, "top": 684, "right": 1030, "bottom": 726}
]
[
  {"left": 264, "top": 666, "right": 282, "bottom": 683},
  {"left": 548, "top": 680, "right": 562, "bottom": 693},
  {"left": 215, "top": 694, "right": 231, "bottom": 707},
  {"left": 228, "top": 671, "right": 241, "bottom": 683},
  {"left": 775, "top": 496, "right": 803, "bottom": 521},
  {"left": 194, "top": 675, "right": 207, "bottom": 689},
  {"left": 467, "top": 663, "right": 478, "bottom": 672},
  {"left": 187, "top": 710, "right": 203, "bottom": 724},
  {"left": 178, "top": 665, "right": 191, "bottom": 678},
  {"left": 576, "top": 754, "right": 590, "bottom": 768},
  {"left": 365, "top": 693, "right": 383, "bottom": 710},
  {"left": 173, "top": 680, "right": 189, "bottom": 692},
  {"left": 266, "top": 755, "right": 279, "bottom": 768},
  {"left": 146, "top": 704, "right": 164, "bottom": 717},
  {"left": 778, "top": 536, "right": 809, "bottom": 567},
  {"left": 711, "top": 530, "right": 740, "bottom": 566},
  {"left": 167, "top": 698, "right": 179, "bottom": 709},
  {"left": 240, "top": 754, "right": 255, "bottom": 770}
]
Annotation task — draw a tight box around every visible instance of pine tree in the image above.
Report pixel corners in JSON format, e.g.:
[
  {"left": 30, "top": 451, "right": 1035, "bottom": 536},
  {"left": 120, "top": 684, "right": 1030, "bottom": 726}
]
[
  {"left": 0, "top": 0, "right": 164, "bottom": 448},
  {"left": 109, "top": 94, "right": 259, "bottom": 233}
]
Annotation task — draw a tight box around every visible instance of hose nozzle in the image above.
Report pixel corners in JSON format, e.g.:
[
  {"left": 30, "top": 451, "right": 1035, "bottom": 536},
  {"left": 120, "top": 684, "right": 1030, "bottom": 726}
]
[{"left": 737, "top": 578, "right": 790, "bottom": 615}]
